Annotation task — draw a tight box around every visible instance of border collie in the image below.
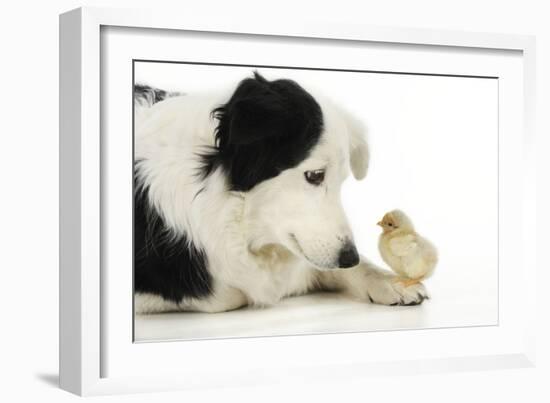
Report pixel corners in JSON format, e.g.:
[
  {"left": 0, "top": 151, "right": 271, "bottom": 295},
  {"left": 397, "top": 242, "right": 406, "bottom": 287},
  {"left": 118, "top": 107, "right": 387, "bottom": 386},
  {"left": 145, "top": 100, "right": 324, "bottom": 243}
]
[{"left": 134, "top": 73, "right": 428, "bottom": 314}]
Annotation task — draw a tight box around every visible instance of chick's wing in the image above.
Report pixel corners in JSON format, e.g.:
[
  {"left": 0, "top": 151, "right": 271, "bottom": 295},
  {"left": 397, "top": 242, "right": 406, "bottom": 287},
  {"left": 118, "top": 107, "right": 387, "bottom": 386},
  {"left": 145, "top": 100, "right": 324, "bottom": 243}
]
[{"left": 388, "top": 234, "right": 418, "bottom": 257}]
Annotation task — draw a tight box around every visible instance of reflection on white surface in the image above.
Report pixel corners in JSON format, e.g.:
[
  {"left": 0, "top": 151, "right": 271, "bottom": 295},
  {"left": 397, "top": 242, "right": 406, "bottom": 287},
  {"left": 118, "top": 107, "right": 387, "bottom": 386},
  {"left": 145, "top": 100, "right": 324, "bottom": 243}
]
[{"left": 134, "top": 289, "right": 497, "bottom": 342}]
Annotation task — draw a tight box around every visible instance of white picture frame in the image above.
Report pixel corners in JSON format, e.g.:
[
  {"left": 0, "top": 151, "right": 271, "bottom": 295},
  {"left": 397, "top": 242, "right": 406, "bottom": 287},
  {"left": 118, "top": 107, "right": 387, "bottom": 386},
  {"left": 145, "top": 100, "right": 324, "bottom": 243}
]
[{"left": 59, "top": 6, "right": 537, "bottom": 396}]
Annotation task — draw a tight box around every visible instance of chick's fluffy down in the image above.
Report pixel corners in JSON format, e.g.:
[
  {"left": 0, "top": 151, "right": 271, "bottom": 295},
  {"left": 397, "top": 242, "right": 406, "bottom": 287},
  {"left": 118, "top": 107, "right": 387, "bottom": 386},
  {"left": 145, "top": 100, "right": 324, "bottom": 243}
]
[
  {"left": 377, "top": 209, "right": 438, "bottom": 281},
  {"left": 379, "top": 232, "right": 437, "bottom": 280}
]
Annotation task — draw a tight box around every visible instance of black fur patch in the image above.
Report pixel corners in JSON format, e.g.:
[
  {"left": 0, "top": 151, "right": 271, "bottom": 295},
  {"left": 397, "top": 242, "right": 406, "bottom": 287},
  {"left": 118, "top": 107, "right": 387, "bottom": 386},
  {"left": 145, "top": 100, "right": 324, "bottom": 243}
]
[
  {"left": 134, "top": 84, "right": 181, "bottom": 107},
  {"left": 200, "top": 72, "right": 324, "bottom": 191},
  {"left": 134, "top": 178, "right": 213, "bottom": 303}
]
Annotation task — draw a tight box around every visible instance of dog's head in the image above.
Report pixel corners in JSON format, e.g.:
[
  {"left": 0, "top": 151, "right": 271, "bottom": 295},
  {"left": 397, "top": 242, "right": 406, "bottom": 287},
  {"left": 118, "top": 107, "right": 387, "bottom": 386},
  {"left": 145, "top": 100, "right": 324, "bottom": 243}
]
[{"left": 203, "top": 72, "right": 369, "bottom": 270}]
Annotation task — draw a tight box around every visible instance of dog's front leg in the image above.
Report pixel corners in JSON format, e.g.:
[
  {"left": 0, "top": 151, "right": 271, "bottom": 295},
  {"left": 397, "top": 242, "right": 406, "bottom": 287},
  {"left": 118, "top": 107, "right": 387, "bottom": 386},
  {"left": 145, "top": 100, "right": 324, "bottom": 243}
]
[{"left": 319, "top": 256, "right": 429, "bottom": 306}]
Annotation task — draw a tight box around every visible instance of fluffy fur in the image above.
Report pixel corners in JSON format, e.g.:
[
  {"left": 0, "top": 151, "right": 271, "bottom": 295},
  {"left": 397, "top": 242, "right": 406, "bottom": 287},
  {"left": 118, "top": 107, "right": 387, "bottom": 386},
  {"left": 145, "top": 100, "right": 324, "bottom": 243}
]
[
  {"left": 134, "top": 72, "right": 428, "bottom": 314},
  {"left": 378, "top": 209, "right": 438, "bottom": 285}
]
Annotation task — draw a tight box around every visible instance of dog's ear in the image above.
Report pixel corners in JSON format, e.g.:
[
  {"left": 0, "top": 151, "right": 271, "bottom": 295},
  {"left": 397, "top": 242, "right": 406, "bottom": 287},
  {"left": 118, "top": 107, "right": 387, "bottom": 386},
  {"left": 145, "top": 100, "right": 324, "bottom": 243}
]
[
  {"left": 347, "top": 112, "right": 369, "bottom": 180},
  {"left": 227, "top": 96, "right": 288, "bottom": 145}
]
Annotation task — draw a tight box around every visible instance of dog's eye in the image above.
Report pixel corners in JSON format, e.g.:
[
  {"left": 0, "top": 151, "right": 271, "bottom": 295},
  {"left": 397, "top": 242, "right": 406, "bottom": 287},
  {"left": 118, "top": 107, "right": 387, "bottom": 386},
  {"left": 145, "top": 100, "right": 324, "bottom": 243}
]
[{"left": 304, "top": 169, "right": 325, "bottom": 185}]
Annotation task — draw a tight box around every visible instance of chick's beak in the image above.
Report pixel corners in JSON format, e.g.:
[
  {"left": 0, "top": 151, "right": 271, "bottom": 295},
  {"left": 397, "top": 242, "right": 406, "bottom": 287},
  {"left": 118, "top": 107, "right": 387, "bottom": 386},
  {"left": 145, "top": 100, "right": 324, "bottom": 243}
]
[{"left": 376, "top": 221, "right": 383, "bottom": 227}]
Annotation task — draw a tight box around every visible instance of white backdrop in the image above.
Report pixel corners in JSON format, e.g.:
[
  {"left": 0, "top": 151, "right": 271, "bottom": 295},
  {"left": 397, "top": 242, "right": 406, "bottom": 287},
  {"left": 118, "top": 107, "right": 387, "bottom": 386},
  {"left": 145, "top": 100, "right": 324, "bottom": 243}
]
[
  {"left": 1, "top": 0, "right": 548, "bottom": 402},
  {"left": 134, "top": 61, "right": 498, "bottom": 339}
]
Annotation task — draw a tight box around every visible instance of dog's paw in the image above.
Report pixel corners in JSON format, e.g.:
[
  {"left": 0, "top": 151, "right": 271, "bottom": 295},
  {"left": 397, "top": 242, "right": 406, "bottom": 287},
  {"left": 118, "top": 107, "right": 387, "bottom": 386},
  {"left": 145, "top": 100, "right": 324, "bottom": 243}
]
[{"left": 365, "top": 275, "right": 429, "bottom": 306}]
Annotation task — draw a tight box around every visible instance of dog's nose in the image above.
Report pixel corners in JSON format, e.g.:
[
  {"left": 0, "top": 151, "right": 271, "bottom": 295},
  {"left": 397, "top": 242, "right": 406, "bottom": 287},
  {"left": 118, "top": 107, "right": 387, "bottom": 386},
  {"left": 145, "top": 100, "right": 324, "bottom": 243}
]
[{"left": 337, "top": 242, "right": 359, "bottom": 268}]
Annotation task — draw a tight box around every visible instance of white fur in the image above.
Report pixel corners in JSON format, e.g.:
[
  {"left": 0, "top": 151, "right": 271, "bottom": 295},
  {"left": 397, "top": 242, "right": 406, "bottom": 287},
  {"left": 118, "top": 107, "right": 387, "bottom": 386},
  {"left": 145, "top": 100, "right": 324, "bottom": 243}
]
[
  {"left": 134, "top": 85, "right": 428, "bottom": 313},
  {"left": 134, "top": 292, "right": 180, "bottom": 314}
]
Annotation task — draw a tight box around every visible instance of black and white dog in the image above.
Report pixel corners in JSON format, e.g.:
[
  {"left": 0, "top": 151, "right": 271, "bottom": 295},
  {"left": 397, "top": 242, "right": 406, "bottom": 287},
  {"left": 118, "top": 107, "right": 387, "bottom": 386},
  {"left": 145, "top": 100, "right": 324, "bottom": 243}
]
[{"left": 134, "top": 72, "right": 428, "bottom": 313}]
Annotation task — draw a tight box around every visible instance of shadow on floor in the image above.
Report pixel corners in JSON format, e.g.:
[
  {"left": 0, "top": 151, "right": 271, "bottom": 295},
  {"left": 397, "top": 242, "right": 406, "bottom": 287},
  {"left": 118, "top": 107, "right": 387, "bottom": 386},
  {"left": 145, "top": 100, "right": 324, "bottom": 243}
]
[{"left": 35, "top": 373, "right": 59, "bottom": 388}]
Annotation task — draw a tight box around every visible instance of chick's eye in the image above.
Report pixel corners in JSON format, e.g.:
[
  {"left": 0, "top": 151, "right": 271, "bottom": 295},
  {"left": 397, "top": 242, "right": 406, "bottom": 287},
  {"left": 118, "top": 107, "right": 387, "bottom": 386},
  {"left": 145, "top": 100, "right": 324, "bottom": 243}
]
[{"left": 304, "top": 169, "right": 325, "bottom": 185}]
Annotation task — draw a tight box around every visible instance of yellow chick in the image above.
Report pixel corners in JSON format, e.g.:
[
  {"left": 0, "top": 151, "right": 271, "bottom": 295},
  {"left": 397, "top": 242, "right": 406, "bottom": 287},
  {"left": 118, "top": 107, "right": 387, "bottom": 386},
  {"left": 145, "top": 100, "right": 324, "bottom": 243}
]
[{"left": 377, "top": 210, "right": 438, "bottom": 287}]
